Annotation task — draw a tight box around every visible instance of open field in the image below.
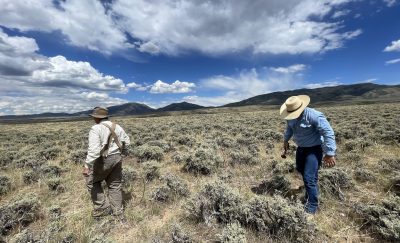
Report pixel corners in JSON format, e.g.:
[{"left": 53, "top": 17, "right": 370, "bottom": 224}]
[{"left": 1, "top": 103, "right": 399, "bottom": 243}]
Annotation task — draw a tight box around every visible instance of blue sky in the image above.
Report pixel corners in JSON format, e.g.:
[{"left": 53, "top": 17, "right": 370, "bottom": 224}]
[{"left": 0, "top": 0, "right": 399, "bottom": 115}]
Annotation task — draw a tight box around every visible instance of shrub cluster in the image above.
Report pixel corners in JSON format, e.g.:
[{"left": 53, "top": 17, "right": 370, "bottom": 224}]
[
  {"left": 152, "top": 173, "right": 190, "bottom": 202},
  {"left": 185, "top": 181, "right": 315, "bottom": 242},
  {"left": 0, "top": 194, "right": 41, "bottom": 235},
  {"left": 319, "top": 168, "right": 353, "bottom": 200},
  {"left": 251, "top": 175, "right": 291, "bottom": 196},
  {"left": 182, "top": 148, "right": 223, "bottom": 175},
  {"left": 0, "top": 175, "right": 11, "bottom": 195},
  {"left": 353, "top": 195, "right": 400, "bottom": 241},
  {"left": 217, "top": 222, "right": 247, "bottom": 243}
]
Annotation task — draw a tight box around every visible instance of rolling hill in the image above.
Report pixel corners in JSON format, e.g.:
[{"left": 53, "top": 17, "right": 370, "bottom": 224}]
[
  {"left": 1, "top": 83, "right": 399, "bottom": 121},
  {"left": 156, "top": 102, "right": 204, "bottom": 112},
  {"left": 224, "top": 83, "right": 400, "bottom": 107}
]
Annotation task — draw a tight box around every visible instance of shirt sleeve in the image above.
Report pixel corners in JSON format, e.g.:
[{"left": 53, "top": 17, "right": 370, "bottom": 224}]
[
  {"left": 119, "top": 126, "right": 131, "bottom": 146},
  {"left": 315, "top": 113, "right": 336, "bottom": 156},
  {"left": 85, "top": 127, "right": 102, "bottom": 168},
  {"left": 283, "top": 122, "right": 293, "bottom": 142}
]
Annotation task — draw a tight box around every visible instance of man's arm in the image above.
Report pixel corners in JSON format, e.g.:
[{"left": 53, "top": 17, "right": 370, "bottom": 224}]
[
  {"left": 282, "top": 122, "right": 293, "bottom": 158},
  {"left": 84, "top": 127, "right": 102, "bottom": 169},
  {"left": 119, "top": 127, "right": 130, "bottom": 146},
  {"left": 315, "top": 113, "right": 336, "bottom": 167}
]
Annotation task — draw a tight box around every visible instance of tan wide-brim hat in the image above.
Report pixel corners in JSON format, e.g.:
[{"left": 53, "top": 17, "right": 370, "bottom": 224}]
[
  {"left": 89, "top": 107, "right": 109, "bottom": 119},
  {"left": 279, "top": 95, "right": 310, "bottom": 120}
]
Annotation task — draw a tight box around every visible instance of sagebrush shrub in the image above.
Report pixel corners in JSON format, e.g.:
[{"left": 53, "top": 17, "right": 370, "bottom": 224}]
[
  {"left": 0, "top": 194, "right": 41, "bottom": 235},
  {"left": 319, "top": 168, "right": 353, "bottom": 200},
  {"left": 185, "top": 181, "right": 244, "bottom": 224},
  {"left": 242, "top": 195, "right": 316, "bottom": 242},
  {"left": 171, "top": 224, "right": 192, "bottom": 243},
  {"left": 22, "top": 171, "right": 39, "bottom": 185},
  {"left": 217, "top": 222, "right": 247, "bottom": 243},
  {"left": 143, "top": 160, "right": 161, "bottom": 182},
  {"left": 0, "top": 175, "right": 11, "bottom": 195},
  {"left": 353, "top": 195, "right": 400, "bottom": 241},
  {"left": 251, "top": 175, "right": 291, "bottom": 196},
  {"left": 183, "top": 148, "right": 223, "bottom": 175},
  {"left": 134, "top": 145, "right": 164, "bottom": 162}
]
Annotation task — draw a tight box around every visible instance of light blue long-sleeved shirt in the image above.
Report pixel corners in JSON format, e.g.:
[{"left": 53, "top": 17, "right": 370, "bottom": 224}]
[{"left": 284, "top": 107, "right": 336, "bottom": 156}]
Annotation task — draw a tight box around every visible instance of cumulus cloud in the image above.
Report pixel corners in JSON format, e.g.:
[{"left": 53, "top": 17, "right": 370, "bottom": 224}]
[
  {"left": 305, "top": 81, "right": 343, "bottom": 89},
  {"left": 0, "top": 0, "right": 129, "bottom": 54},
  {"left": 332, "top": 9, "right": 351, "bottom": 18},
  {"left": 188, "top": 65, "right": 307, "bottom": 106},
  {"left": 386, "top": 58, "right": 400, "bottom": 65},
  {"left": 384, "top": 39, "right": 400, "bottom": 52},
  {"left": 270, "top": 64, "right": 307, "bottom": 74},
  {"left": 149, "top": 80, "right": 196, "bottom": 94},
  {"left": 0, "top": 30, "right": 129, "bottom": 115},
  {"left": 383, "top": 0, "right": 397, "bottom": 7},
  {"left": 0, "top": 0, "right": 363, "bottom": 56}
]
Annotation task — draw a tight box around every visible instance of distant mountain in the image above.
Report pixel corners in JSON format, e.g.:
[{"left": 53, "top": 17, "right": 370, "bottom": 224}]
[
  {"left": 2, "top": 83, "right": 399, "bottom": 121},
  {"left": 224, "top": 83, "right": 400, "bottom": 107},
  {"left": 73, "top": 102, "right": 155, "bottom": 117},
  {"left": 157, "top": 102, "right": 205, "bottom": 112}
]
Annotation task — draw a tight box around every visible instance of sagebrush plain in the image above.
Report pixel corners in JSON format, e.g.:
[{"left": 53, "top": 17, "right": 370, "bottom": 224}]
[{"left": 1, "top": 103, "right": 399, "bottom": 243}]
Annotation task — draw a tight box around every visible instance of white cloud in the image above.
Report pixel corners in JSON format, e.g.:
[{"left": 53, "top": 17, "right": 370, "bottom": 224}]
[
  {"left": 138, "top": 42, "right": 160, "bottom": 55},
  {"left": 189, "top": 65, "right": 308, "bottom": 106},
  {"left": 383, "top": 0, "right": 397, "bottom": 7},
  {"left": 0, "top": 30, "right": 130, "bottom": 115},
  {"left": 332, "top": 9, "right": 351, "bottom": 18},
  {"left": 358, "top": 78, "right": 378, "bottom": 83},
  {"left": 0, "top": 0, "right": 130, "bottom": 54},
  {"left": 270, "top": 64, "right": 307, "bottom": 74},
  {"left": 149, "top": 80, "right": 196, "bottom": 94},
  {"left": 305, "top": 81, "right": 343, "bottom": 89},
  {"left": 0, "top": 0, "right": 362, "bottom": 56},
  {"left": 386, "top": 58, "right": 400, "bottom": 65},
  {"left": 384, "top": 39, "right": 400, "bottom": 52}
]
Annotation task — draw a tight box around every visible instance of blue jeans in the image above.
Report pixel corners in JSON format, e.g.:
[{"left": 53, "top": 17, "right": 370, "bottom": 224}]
[{"left": 296, "top": 145, "right": 323, "bottom": 214}]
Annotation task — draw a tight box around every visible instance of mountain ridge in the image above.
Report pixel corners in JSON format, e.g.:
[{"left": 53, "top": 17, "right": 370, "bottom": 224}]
[{"left": 1, "top": 83, "right": 399, "bottom": 120}]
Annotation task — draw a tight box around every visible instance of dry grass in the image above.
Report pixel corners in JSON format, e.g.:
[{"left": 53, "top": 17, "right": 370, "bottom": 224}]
[{"left": 0, "top": 103, "right": 399, "bottom": 242}]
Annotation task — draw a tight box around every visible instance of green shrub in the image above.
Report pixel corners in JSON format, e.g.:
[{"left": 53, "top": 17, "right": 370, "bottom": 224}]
[
  {"left": 251, "top": 175, "right": 291, "bottom": 196},
  {"left": 143, "top": 160, "right": 161, "bottom": 182},
  {"left": 217, "top": 222, "right": 247, "bottom": 243},
  {"left": 353, "top": 196, "right": 400, "bottom": 241},
  {"left": 183, "top": 148, "right": 223, "bottom": 175},
  {"left": 171, "top": 224, "right": 192, "bottom": 243},
  {"left": 242, "top": 195, "right": 316, "bottom": 242},
  {"left": 134, "top": 145, "right": 164, "bottom": 162},
  {"left": 319, "top": 168, "right": 353, "bottom": 200},
  {"left": 185, "top": 181, "right": 244, "bottom": 224},
  {"left": 22, "top": 171, "right": 39, "bottom": 185},
  {"left": 0, "top": 175, "right": 11, "bottom": 195},
  {"left": 0, "top": 194, "right": 41, "bottom": 235},
  {"left": 122, "top": 166, "right": 137, "bottom": 188}
]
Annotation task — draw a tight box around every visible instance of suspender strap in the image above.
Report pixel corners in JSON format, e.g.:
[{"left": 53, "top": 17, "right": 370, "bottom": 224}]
[{"left": 100, "top": 122, "right": 123, "bottom": 157}]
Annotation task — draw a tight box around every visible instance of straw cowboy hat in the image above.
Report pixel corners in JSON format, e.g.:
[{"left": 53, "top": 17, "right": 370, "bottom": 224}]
[
  {"left": 280, "top": 95, "right": 310, "bottom": 120},
  {"left": 89, "top": 107, "right": 109, "bottom": 119}
]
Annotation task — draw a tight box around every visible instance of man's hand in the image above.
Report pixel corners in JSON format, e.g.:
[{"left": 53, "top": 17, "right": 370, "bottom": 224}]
[
  {"left": 82, "top": 167, "right": 90, "bottom": 177},
  {"left": 323, "top": 155, "right": 336, "bottom": 168},
  {"left": 281, "top": 141, "right": 289, "bottom": 159}
]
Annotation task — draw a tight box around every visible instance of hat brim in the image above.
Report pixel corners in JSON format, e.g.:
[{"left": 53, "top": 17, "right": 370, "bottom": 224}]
[
  {"left": 279, "top": 95, "right": 310, "bottom": 120},
  {"left": 89, "top": 114, "right": 108, "bottom": 119}
]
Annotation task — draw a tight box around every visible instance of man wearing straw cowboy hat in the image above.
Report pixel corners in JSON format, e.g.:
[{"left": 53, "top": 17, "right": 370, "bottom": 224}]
[
  {"left": 82, "top": 107, "right": 130, "bottom": 220},
  {"left": 280, "top": 95, "right": 336, "bottom": 216}
]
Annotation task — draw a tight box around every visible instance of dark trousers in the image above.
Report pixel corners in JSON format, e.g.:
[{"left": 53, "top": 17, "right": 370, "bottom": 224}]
[
  {"left": 85, "top": 154, "right": 123, "bottom": 216},
  {"left": 296, "top": 145, "right": 323, "bottom": 214}
]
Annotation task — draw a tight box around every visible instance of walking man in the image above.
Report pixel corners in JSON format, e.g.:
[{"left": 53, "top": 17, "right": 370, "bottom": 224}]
[
  {"left": 280, "top": 95, "right": 336, "bottom": 216},
  {"left": 83, "top": 107, "right": 130, "bottom": 219}
]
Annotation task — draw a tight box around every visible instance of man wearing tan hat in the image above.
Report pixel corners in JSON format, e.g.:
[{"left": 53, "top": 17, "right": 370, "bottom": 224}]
[
  {"left": 280, "top": 95, "right": 336, "bottom": 215},
  {"left": 82, "top": 107, "right": 130, "bottom": 220}
]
